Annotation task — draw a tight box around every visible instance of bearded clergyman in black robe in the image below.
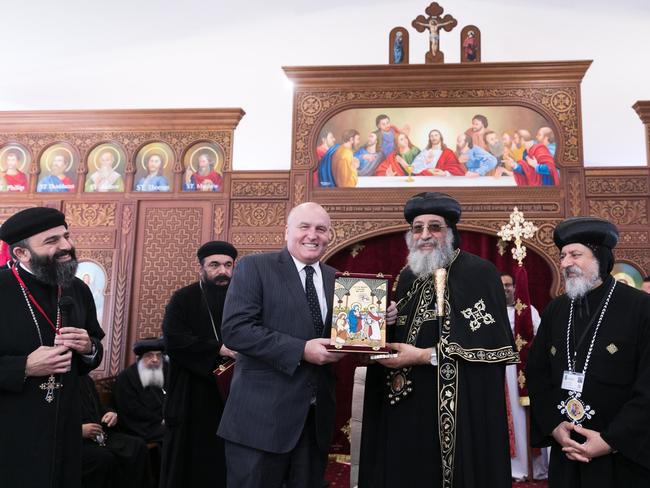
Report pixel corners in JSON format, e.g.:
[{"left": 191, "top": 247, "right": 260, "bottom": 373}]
[
  {"left": 527, "top": 217, "right": 650, "bottom": 487},
  {"left": 0, "top": 207, "right": 104, "bottom": 488},
  {"left": 359, "top": 192, "right": 517, "bottom": 488},
  {"left": 114, "top": 337, "right": 167, "bottom": 444},
  {"left": 159, "top": 240, "right": 238, "bottom": 488}
]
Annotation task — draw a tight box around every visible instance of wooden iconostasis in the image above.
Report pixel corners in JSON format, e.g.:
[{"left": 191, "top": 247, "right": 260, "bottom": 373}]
[{"left": 1, "top": 63, "right": 649, "bottom": 376}]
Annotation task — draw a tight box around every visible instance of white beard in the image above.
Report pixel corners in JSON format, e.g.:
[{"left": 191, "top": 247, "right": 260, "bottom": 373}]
[
  {"left": 406, "top": 229, "right": 455, "bottom": 279},
  {"left": 563, "top": 259, "right": 600, "bottom": 300},
  {"left": 137, "top": 359, "right": 165, "bottom": 389}
]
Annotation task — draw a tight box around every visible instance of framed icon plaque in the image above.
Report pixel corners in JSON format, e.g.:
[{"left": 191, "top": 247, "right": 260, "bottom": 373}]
[{"left": 327, "top": 272, "right": 392, "bottom": 353}]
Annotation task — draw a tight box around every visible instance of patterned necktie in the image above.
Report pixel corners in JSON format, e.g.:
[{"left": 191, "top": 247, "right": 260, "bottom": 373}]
[{"left": 304, "top": 265, "right": 324, "bottom": 337}]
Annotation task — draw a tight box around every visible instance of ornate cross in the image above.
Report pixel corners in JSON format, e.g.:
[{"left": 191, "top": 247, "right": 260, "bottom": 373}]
[
  {"left": 513, "top": 298, "right": 528, "bottom": 316},
  {"left": 440, "top": 363, "right": 456, "bottom": 380},
  {"left": 411, "top": 2, "right": 457, "bottom": 63},
  {"left": 497, "top": 207, "right": 538, "bottom": 266},
  {"left": 461, "top": 299, "right": 495, "bottom": 332},
  {"left": 514, "top": 333, "right": 529, "bottom": 352},
  {"left": 39, "top": 374, "right": 63, "bottom": 403}
]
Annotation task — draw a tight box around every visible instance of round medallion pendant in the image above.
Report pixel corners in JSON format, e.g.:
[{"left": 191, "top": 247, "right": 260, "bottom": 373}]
[
  {"left": 565, "top": 398, "right": 585, "bottom": 422},
  {"left": 386, "top": 368, "right": 412, "bottom": 405},
  {"left": 390, "top": 372, "right": 407, "bottom": 395}
]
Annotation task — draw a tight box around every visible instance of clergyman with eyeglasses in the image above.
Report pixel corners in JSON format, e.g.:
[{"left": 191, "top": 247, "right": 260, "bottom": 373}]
[{"left": 359, "top": 191, "right": 518, "bottom": 488}]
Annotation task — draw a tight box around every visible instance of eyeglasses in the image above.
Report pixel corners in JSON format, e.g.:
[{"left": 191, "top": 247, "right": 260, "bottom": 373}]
[{"left": 411, "top": 223, "right": 447, "bottom": 235}]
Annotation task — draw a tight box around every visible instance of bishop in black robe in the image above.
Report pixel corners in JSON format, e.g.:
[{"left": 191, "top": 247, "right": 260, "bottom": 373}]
[
  {"left": 359, "top": 251, "right": 517, "bottom": 488},
  {"left": 114, "top": 361, "right": 167, "bottom": 443},
  {"left": 527, "top": 276, "right": 650, "bottom": 486},
  {"left": 0, "top": 265, "right": 104, "bottom": 487},
  {"left": 159, "top": 278, "right": 232, "bottom": 487}
]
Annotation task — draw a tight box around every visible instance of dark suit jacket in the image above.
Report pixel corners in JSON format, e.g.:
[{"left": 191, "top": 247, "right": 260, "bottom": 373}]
[{"left": 218, "top": 248, "right": 336, "bottom": 454}]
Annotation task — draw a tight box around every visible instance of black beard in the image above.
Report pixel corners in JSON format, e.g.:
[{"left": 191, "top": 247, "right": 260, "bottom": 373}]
[
  {"left": 202, "top": 273, "right": 231, "bottom": 287},
  {"left": 29, "top": 248, "right": 78, "bottom": 287}
]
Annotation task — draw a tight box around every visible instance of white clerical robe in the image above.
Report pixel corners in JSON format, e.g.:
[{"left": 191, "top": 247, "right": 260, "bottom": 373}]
[{"left": 506, "top": 304, "right": 549, "bottom": 480}]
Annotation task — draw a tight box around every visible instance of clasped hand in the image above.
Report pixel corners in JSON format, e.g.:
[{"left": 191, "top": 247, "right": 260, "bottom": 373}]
[
  {"left": 552, "top": 421, "right": 613, "bottom": 462},
  {"left": 25, "top": 345, "right": 72, "bottom": 377},
  {"left": 54, "top": 327, "right": 92, "bottom": 354}
]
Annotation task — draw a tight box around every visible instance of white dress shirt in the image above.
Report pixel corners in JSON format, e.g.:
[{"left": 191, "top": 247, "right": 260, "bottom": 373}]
[{"left": 290, "top": 255, "right": 328, "bottom": 323}]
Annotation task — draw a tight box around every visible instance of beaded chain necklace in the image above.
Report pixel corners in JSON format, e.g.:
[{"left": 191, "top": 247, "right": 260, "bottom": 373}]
[
  {"left": 12, "top": 264, "right": 63, "bottom": 403},
  {"left": 556, "top": 280, "right": 617, "bottom": 424}
]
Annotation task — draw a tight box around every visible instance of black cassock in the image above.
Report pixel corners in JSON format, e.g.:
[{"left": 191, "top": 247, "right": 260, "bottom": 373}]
[
  {"left": 359, "top": 251, "right": 517, "bottom": 488},
  {"left": 160, "top": 280, "right": 229, "bottom": 488},
  {"left": 79, "top": 375, "right": 149, "bottom": 488},
  {"left": 0, "top": 266, "right": 104, "bottom": 488},
  {"left": 527, "top": 276, "right": 650, "bottom": 487},
  {"left": 114, "top": 362, "right": 166, "bottom": 442}
]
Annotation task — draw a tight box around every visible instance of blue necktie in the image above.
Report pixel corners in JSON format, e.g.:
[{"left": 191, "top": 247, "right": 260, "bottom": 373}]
[{"left": 304, "top": 265, "right": 324, "bottom": 337}]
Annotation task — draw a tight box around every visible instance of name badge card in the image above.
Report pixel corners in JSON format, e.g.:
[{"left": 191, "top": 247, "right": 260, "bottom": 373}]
[{"left": 561, "top": 371, "right": 585, "bottom": 393}]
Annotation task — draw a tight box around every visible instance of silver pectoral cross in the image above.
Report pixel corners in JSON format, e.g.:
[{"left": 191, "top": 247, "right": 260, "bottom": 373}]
[{"left": 39, "top": 374, "right": 63, "bottom": 403}]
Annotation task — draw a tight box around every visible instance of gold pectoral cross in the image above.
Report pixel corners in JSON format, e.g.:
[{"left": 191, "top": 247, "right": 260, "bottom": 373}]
[{"left": 39, "top": 374, "right": 63, "bottom": 403}]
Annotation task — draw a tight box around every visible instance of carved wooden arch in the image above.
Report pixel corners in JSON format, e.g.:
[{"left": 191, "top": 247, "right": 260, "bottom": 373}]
[
  {"left": 324, "top": 218, "right": 564, "bottom": 297},
  {"left": 457, "top": 220, "right": 563, "bottom": 296}
]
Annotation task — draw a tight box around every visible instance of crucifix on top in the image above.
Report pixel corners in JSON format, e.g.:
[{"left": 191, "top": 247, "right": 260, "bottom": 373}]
[{"left": 411, "top": 2, "right": 457, "bottom": 63}]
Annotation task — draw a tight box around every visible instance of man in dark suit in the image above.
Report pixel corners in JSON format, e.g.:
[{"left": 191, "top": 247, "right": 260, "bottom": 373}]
[{"left": 219, "top": 201, "right": 345, "bottom": 488}]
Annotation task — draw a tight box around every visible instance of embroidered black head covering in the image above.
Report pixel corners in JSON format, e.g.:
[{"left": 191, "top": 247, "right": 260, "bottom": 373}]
[
  {"left": 554, "top": 217, "right": 619, "bottom": 280},
  {"left": 0, "top": 207, "right": 68, "bottom": 245},
  {"left": 404, "top": 192, "right": 462, "bottom": 248},
  {"left": 197, "top": 240, "right": 238, "bottom": 262}
]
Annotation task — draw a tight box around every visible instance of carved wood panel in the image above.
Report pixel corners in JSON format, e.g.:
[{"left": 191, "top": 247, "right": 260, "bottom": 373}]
[
  {"left": 588, "top": 199, "right": 648, "bottom": 226},
  {"left": 133, "top": 205, "right": 206, "bottom": 340},
  {"left": 231, "top": 202, "right": 286, "bottom": 227},
  {"left": 64, "top": 203, "right": 117, "bottom": 227},
  {"left": 586, "top": 176, "right": 649, "bottom": 196},
  {"left": 108, "top": 203, "right": 135, "bottom": 375},
  {"left": 231, "top": 180, "right": 289, "bottom": 199}
]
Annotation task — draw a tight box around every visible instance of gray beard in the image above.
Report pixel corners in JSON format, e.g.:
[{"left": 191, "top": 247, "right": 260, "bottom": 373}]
[
  {"left": 563, "top": 261, "right": 600, "bottom": 300},
  {"left": 137, "top": 360, "right": 165, "bottom": 389},
  {"left": 406, "top": 229, "right": 455, "bottom": 279}
]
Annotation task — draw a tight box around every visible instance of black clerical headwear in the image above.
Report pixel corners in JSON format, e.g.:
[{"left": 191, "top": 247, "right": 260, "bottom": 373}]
[
  {"left": 553, "top": 217, "right": 619, "bottom": 250},
  {"left": 133, "top": 337, "right": 165, "bottom": 356},
  {"left": 404, "top": 192, "right": 462, "bottom": 248},
  {"left": 0, "top": 207, "right": 68, "bottom": 245},
  {"left": 554, "top": 217, "right": 619, "bottom": 280},
  {"left": 197, "top": 240, "right": 238, "bottom": 262}
]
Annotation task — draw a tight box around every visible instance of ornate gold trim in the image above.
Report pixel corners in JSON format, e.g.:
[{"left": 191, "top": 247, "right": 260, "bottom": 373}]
[{"left": 444, "top": 343, "right": 519, "bottom": 364}]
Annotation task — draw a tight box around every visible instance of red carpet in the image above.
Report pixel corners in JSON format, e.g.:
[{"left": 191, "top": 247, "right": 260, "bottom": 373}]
[{"left": 325, "top": 461, "right": 548, "bottom": 488}]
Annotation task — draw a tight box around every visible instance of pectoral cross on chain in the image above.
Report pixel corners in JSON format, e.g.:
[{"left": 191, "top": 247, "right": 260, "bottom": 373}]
[{"left": 39, "top": 374, "right": 63, "bottom": 403}]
